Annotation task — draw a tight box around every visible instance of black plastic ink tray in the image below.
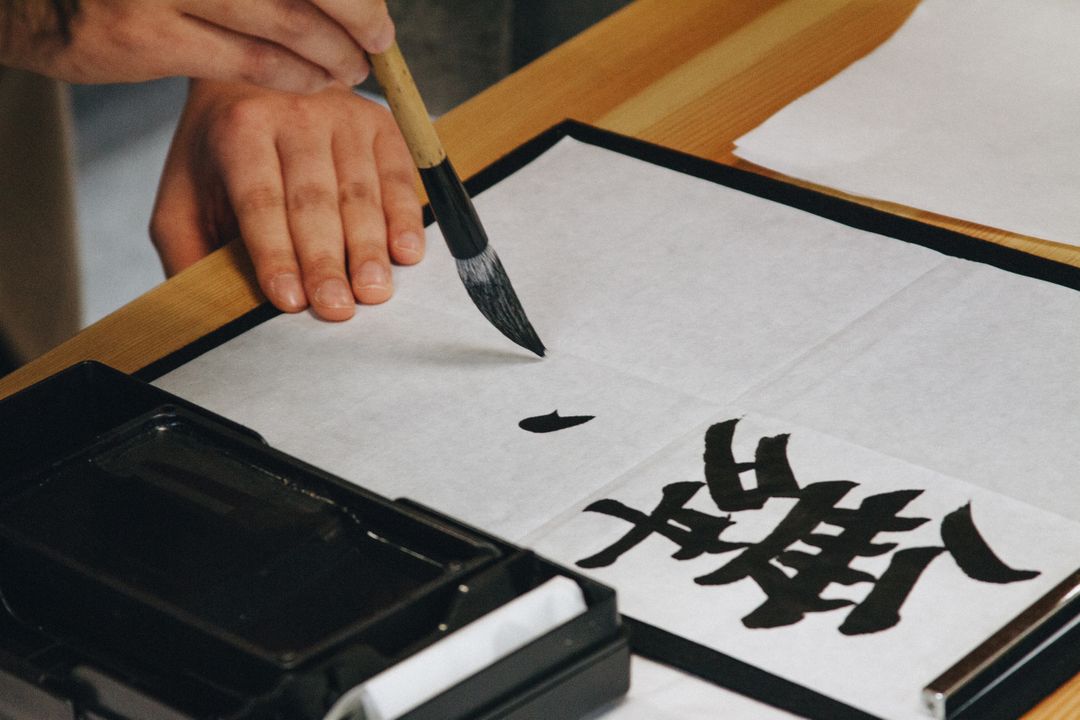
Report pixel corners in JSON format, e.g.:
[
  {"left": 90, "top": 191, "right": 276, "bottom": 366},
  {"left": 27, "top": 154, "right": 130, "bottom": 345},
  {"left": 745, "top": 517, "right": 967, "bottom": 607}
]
[{"left": 0, "top": 362, "right": 629, "bottom": 720}]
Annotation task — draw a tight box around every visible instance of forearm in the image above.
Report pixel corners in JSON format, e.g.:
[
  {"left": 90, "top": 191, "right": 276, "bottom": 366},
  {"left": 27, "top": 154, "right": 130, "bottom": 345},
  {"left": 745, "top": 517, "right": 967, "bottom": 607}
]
[{"left": 3, "top": 0, "right": 393, "bottom": 91}]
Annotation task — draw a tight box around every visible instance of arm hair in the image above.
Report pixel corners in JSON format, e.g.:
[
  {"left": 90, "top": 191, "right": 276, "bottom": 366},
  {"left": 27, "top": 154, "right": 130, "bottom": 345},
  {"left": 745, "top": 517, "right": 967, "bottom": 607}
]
[{"left": 0, "top": 1, "right": 79, "bottom": 51}]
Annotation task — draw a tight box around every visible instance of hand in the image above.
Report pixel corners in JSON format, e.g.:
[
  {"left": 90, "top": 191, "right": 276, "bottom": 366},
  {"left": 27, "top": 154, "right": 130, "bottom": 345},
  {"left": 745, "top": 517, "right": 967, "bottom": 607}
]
[
  {"left": 151, "top": 79, "right": 425, "bottom": 321},
  {"left": 0, "top": 0, "right": 393, "bottom": 93}
]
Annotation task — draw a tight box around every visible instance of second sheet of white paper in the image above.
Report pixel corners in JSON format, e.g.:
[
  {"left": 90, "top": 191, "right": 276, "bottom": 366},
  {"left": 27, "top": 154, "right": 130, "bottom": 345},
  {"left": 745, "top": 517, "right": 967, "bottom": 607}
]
[{"left": 734, "top": 0, "right": 1080, "bottom": 247}]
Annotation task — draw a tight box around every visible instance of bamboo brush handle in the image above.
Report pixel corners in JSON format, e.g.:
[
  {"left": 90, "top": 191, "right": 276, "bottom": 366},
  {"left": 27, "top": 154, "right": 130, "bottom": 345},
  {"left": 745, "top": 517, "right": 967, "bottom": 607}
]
[{"left": 369, "top": 42, "right": 447, "bottom": 169}]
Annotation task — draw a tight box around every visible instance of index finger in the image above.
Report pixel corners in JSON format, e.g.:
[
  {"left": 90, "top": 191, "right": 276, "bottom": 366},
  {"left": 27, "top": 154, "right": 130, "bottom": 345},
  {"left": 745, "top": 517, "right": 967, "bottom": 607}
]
[
  {"left": 310, "top": 0, "right": 395, "bottom": 54},
  {"left": 184, "top": 0, "right": 370, "bottom": 88}
]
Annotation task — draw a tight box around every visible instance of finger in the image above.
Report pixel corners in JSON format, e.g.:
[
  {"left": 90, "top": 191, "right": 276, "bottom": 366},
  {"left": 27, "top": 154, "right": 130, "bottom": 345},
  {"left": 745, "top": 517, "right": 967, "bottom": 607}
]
[
  {"left": 373, "top": 115, "right": 425, "bottom": 266},
  {"left": 309, "top": 0, "right": 395, "bottom": 53},
  {"left": 183, "top": 0, "right": 369, "bottom": 88},
  {"left": 278, "top": 127, "right": 357, "bottom": 320},
  {"left": 150, "top": 154, "right": 219, "bottom": 276},
  {"left": 332, "top": 120, "right": 394, "bottom": 305},
  {"left": 151, "top": 189, "right": 218, "bottom": 274},
  {"left": 168, "top": 15, "right": 334, "bottom": 94},
  {"left": 212, "top": 114, "right": 308, "bottom": 313}
]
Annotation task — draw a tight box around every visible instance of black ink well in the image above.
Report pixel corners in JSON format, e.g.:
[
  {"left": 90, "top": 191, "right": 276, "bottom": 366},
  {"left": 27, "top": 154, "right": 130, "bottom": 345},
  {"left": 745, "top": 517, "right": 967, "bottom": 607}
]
[{"left": 0, "top": 362, "right": 630, "bottom": 720}]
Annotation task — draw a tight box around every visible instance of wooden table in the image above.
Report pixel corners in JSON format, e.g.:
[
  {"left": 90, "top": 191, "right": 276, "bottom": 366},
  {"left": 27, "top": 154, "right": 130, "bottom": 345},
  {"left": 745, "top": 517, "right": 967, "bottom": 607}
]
[{"left": 2, "top": 1, "right": 1076, "bottom": 717}]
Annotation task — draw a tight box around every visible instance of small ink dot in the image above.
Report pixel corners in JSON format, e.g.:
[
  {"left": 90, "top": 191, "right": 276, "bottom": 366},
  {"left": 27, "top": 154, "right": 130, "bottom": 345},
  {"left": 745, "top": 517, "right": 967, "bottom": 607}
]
[{"left": 519, "top": 410, "right": 595, "bottom": 433}]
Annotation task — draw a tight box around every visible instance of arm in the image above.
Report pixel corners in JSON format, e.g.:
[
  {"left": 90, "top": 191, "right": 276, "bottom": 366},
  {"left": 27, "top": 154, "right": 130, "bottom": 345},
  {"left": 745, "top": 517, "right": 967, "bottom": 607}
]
[{"left": 0, "top": 0, "right": 394, "bottom": 93}]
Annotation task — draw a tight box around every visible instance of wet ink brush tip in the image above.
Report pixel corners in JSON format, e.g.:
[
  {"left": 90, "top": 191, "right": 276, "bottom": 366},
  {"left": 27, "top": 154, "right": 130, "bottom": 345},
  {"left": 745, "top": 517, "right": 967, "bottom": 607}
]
[
  {"left": 457, "top": 246, "right": 545, "bottom": 357},
  {"left": 369, "top": 42, "right": 545, "bottom": 357}
]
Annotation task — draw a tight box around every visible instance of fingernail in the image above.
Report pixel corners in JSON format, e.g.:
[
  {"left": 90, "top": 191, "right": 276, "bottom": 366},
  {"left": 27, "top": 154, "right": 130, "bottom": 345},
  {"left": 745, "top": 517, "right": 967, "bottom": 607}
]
[
  {"left": 356, "top": 260, "right": 390, "bottom": 290},
  {"left": 393, "top": 232, "right": 423, "bottom": 260},
  {"left": 314, "top": 278, "right": 355, "bottom": 308},
  {"left": 269, "top": 273, "right": 305, "bottom": 311}
]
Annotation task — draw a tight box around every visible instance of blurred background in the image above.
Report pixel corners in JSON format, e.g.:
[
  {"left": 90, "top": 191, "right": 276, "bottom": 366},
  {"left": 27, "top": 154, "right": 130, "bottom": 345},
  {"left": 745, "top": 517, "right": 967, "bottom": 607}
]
[{"left": 71, "top": 0, "right": 630, "bottom": 327}]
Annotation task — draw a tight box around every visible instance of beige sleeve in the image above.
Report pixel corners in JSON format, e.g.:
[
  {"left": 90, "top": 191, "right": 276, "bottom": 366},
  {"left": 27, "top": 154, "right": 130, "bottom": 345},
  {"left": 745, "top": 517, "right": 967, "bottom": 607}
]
[{"left": 0, "top": 65, "right": 81, "bottom": 363}]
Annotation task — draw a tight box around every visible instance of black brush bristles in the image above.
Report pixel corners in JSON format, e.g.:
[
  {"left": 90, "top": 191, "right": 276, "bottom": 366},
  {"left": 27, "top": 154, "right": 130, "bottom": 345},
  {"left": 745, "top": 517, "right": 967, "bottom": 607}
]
[
  {"left": 419, "top": 159, "right": 545, "bottom": 356},
  {"left": 456, "top": 246, "right": 545, "bottom": 357}
]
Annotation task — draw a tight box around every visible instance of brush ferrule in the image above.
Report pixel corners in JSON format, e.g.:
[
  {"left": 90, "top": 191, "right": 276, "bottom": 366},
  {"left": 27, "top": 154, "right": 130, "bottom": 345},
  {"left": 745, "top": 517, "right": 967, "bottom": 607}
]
[{"left": 419, "top": 159, "right": 489, "bottom": 260}]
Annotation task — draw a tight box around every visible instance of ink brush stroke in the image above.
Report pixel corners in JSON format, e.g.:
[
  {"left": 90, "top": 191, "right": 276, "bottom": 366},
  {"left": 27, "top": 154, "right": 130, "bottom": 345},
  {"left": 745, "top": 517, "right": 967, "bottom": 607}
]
[{"left": 368, "top": 43, "right": 545, "bottom": 357}]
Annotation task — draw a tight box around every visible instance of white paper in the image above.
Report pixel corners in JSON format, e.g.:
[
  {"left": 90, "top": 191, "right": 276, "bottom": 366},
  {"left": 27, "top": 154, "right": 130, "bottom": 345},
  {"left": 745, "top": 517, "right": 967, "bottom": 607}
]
[
  {"left": 741, "top": 260, "right": 1080, "bottom": 520},
  {"left": 527, "top": 413, "right": 1080, "bottom": 720},
  {"left": 733, "top": 0, "right": 1080, "bottom": 246},
  {"left": 157, "top": 137, "right": 1080, "bottom": 718}
]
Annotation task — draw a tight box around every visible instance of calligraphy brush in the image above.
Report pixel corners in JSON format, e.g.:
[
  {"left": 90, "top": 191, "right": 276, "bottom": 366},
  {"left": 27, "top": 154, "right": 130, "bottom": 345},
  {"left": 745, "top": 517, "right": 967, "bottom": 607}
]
[{"left": 368, "top": 43, "right": 545, "bottom": 357}]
